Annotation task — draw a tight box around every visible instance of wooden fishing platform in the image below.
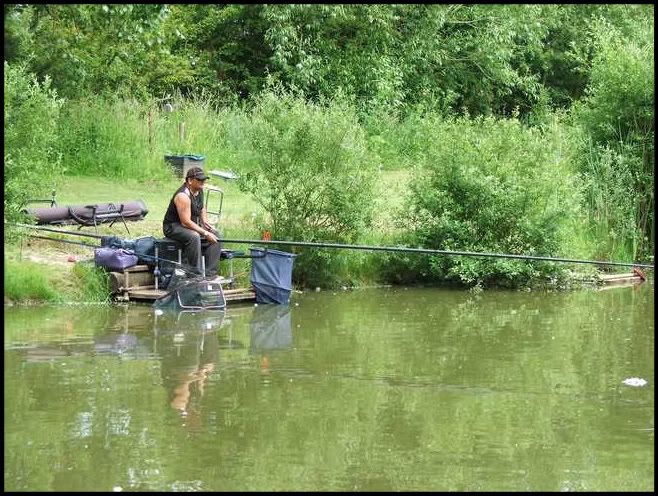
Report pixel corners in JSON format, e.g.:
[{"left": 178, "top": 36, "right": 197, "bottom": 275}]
[
  {"left": 569, "top": 269, "right": 647, "bottom": 290},
  {"left": 594, "top": 270, "right": 647, "bottom": 290},
  {"left": 110, "top": 264, "right": 256, "bottom": 304}
]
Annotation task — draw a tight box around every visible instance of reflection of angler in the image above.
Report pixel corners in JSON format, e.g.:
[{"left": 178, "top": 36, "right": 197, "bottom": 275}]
[
  {"left": 155, "top": 311, "right": 222, "bottom": 420},
  {"left": 250, "top": 304, "right": 292, "bottom": 352}
]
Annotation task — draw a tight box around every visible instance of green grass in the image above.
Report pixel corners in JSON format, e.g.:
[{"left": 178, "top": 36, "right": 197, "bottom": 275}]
[
  {"left": 4, "top": 256, "right": 61, "bottom": 303},
  {"left": 70, "top": 262, "right": 112, "bottom": 303},
  {"left": 13, "top": 170, "right": 406, "bottom": 297},
  {"left": 52, "top": 174, "right": 261, "bottom": 239},
  {"left": 3, "top": 247, "right": 114, "bottom": 304}
]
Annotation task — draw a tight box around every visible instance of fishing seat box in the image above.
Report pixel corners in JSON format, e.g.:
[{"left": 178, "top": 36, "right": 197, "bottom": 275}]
[
  {"left": 156, "top": 238, "right": 183, "bottom": 275},
  {"left": 155, "top": 238, "right": 239, "bottom": 289}
]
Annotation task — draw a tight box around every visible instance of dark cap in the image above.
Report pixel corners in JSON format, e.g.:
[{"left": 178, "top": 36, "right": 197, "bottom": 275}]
[{"left": 186, "top": 166, "right": 209, "bottom": 181}]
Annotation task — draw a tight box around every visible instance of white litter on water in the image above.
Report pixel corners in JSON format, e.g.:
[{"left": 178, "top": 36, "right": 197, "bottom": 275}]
[{"left": 622, "top": 377, "right": 648, "bottom": 387}]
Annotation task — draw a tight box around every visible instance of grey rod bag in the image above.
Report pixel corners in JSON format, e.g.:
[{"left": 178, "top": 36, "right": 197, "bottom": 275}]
[{"left": 24, "top": 200, "right": 148, "bottom": 226}]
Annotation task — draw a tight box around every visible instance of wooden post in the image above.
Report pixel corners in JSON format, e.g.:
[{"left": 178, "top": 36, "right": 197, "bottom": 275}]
[{"left": 178, "top": 121, "right": 186, "bottom": 145}]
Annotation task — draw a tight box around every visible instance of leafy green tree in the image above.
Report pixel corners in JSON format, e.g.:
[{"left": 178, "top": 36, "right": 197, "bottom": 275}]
[
  {"left": 4, "top": 4, "right": 190, "bottom": 99},
  {"left": 5, "top": 4, "right": 653, "bottom": 118},
  {"left": 4, "top": 62, "right": 63, "bottom": 226},
  {"left": 262, "top": 5, "right": 562, "bottom": 117},
  {"left": 235, "top": 90, "right": 376, "bottom": 286},
  {"left": 165, "top": 4, "right": 272, "bottom": 101},
  {"left": 570, "top": 17, "right": 654, "bottom": 260},
  {"left": 387, "top": 114, "right": 584, "bottom": 287}
]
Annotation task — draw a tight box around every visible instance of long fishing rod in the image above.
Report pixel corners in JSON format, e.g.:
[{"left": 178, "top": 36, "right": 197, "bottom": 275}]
[
  {"left": 221, "top": 238, "right": 655, "bottom": 269},
  {"left": 27, "top": 234, "right": 99, "bottom": 248},
  {"left": 16, "top": 224, "right": 237, "bottom": 277},
  {"left": 11, "top": 223, "right": 654, "bottom": 269},
  {"left": 12, "top": 223, "right": 105, "bottom": 239}
]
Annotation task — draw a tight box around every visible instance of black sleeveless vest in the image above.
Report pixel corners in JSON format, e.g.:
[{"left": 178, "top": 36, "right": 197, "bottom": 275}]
[{"left": 163, "top": 183, "right": 204, "bottom": 226}]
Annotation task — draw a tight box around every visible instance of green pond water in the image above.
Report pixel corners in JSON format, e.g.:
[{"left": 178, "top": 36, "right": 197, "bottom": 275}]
[{"left": 4, "top": 281, "right": 654, "bottom": 491}]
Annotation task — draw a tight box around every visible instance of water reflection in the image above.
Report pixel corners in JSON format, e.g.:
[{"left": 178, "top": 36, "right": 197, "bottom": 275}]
[
  {"left": 4, "top": 282, "right": 653, "bottom": 492},
  {"left": 152, "top": 311, "right": 225, "bottom": 424},
  {"left": 14, "top": 304, "right": 294, "bottom": 364},
  {"left": 249, "top": 304, "right": 293, "bottom": 376},
  {"left": 250, "top": 305, "right": 292, "bottom": 352}
]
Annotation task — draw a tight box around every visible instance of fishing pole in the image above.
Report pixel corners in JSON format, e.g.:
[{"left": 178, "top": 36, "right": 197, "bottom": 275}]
[
  {"left": 27, "top": 234, "right": 99, "bottom": 249},
  {"left": 12, "top": 222, "right": 654, "bottom": 269},
  {"left": 12, "top": 223, "right": 105, "bottom": 239},
  {"left": 221, "top": 238, "right": 655, "bottom": 269}
]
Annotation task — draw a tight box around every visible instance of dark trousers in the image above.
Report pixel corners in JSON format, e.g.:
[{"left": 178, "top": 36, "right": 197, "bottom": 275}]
[{"left": 163, "top": 223, "right": 222, "bottom": 277}]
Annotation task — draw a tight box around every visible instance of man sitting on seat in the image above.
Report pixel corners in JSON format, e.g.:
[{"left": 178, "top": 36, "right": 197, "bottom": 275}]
[{"left": 162, "top": 166, "right": 222, "bottom": 278}]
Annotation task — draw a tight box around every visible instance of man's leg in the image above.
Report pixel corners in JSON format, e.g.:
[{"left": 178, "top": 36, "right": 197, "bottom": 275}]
[
  {"left": 164, "top": 223, "right": 202, "bottom": 274},
  {"left": 201, "top": 239, "right": 223, "bottom": 277}
]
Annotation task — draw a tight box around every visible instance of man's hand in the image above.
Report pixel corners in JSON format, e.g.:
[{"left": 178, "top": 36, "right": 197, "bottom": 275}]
[{"left": 203, "top": 230, "right": 218, "bottom": 244}]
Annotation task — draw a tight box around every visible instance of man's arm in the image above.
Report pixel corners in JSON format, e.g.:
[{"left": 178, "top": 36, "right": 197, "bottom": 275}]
[
  {"left": 200, "top": 207, "right": 217, "bottom": 234},
  {"left": 174, "top": 193, "right": 218, "bottom": 243}
]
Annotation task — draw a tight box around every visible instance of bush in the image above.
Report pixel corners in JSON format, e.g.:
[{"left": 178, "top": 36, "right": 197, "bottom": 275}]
[
  {"left": 234, "top": 90, "right": 376, "bottom": 287},
  {"left": 57, "top": 97, "right": 170, "bottom": 179},
  {"left": 4, "top": 62, "right": 63, "bottom": 227},
  {"left": 388, "top": 113, "right": 585, "bottom": 287},
  {"left": 56, "top": 93, "right": 239, "bottom": 182},
  {"left": 570, "top": 20, "right": 654, "bottom": 261}
]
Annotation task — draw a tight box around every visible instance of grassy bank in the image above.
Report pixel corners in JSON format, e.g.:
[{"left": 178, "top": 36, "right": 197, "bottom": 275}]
[
  {"left": 4, "top": 249, "right": 111, "bottom": 305},
  {"left": 8, "top": 168, "right": 608, "bottom": 306},
  {"left": 7, "top": 170, "right": 407, "bottom": 304},
  {"left": 5, "top": 87, "right": 651, "bottom": 303}
]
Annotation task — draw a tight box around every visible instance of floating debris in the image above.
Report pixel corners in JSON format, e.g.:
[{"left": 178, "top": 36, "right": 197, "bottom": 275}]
[{"left": 622, "top": 377, "right": 648, "bottom": 387}]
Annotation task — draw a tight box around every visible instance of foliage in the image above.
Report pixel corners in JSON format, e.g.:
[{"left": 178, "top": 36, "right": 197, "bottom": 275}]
[
  {"left": 4, "top": 4, "right": 188, "bottom": 100},
  {"left": 165, "top": 4, "right": 271, "bottom": 101},
  {"left": 570, "top": 18, "right": 654, "bottom": 261},
  {"left": 264, "top": 4, "right": 542, "bottom": 117},
  {"left": 4, "top": 62, "right": 63, "bottom": 227},
  {"left": 56, "top": 97, "right": 162, "bottom": 179},
  {"left": 71, "top": 262, "right": 111, "bottom": 303},
  {"left": 6, "top": 4, "right": 653, "bottom": 117},
  {"left": 386, "top": 114, "right": 585, "bottom": 288},
  {"left": 235, "top": 90, "right": 376, "bottom": 287},
  {"left": 54, "top": 93, "right": 232, "bottom": 180}
]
